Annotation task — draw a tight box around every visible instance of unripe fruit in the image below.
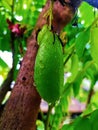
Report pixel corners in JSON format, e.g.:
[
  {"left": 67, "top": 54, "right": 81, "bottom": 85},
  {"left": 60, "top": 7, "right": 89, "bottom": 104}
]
[{"left": 34, "top": 25, "right": 64, "bottom": 103}]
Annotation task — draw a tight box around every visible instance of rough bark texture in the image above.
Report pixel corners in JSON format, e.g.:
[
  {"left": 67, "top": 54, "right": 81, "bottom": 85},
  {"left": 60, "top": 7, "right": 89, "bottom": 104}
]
[
  {"left": 0, "top": 0, "right": 74, "bottom": 130},
  {"left": 0, "top": 30, "right": 41, "bottom": 130},
  {"left": 36, "top": 0, "right": 74, "bottom": 33}
]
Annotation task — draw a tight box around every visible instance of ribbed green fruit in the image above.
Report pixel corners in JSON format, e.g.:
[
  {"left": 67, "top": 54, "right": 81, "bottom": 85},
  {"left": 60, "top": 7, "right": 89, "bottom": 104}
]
[{"left": 34, "top": 25, "right": 64, "bottom": 103}]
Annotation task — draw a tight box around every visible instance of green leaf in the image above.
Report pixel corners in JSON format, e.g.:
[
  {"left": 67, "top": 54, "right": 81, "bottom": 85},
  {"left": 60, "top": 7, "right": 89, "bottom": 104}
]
[
  {"left": 76, "top": 29, "right": 90, "bottom": 59},
  {"left": 73, "top": 117, "right": 92, "bottom": 130},
  {"left": 90, "top": 109, "right": 98, "bottom": 123},
  {"left": 63, "top": 83, "right": 72, "bottom": 96},
  {"left": 78, "top": 2, "right": 94, "bottom": 27},
  {"left": 73, "top": 60, "right": 94, "bottom": 96},
  {"left": 92, "top": 121, "right": 98, "bottom": 130},
  {"left": 68, "top": 54, "right": 79, "bottom": 83},
  {"left": 1, "top": 0, "right": 11, "bottom": 11},
  {"left": 73, "top": 73, "right": 83, "bottom": 96},
  {"left": 86, "top": 67, "right": 94, "bottom": 81},
  {"left": 36, "top": 120, "right": 44, "bottom": 130},
  {"left": 62, "top": 124, "right": 73, "bottom": 130},
  {"left": 0, "top": 14, "right": 11, "bottom": 51},
  {"left": 90, "top": 27, "right": 98, "bottom": 66},
  {"left": 60, "top": 96, "right": 68, "bottom": 113},
  {"left": 0, "top": 58, "right": 8, "bottom": 68},
  {"left": 82, "top": 103, "right": 95, "bottom": 117},
  {"left": 90, "top": 109, "right": 98, "bottom": 130}
]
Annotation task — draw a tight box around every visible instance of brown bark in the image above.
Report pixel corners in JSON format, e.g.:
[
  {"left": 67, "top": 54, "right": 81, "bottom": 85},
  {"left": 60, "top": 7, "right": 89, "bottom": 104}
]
[
  {"left": 0, "top": 0, "right": 74, "bottom": 130},
  {"left": 36, "top": 0, "right": 74, "bottom": 33},
  {"left": 0, "top": 30, "right": 41, "bottom": 130}
]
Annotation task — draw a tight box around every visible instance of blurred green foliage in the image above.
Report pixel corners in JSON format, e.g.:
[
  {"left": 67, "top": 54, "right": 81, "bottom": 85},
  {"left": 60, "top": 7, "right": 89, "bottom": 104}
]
[{"left": 0, "top": 0, "right": 98, "bottom": 130}]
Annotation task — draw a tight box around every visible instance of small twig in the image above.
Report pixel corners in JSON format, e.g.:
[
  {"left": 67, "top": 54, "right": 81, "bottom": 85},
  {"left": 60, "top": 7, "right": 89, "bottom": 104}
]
[
  {"left": 10, "top": 0, "right": 17, "bottom": 73},
  {"left": 11, "top": 0, "right": 15, "bottom": 22},
  {"left": 43, "top": 0, "right": 54, "bottom": 30},
  {"left": 63, "top": 43, "right": 75, "bottom": 65},
  {"left": 86, "top": 88, "right": 94, "bottom": 108},
  {"left": 64, "top": 51, "right": 74, "bottom": 65},
  {"left": 45, "top": 103, "right": 54, "bottom": 130}
]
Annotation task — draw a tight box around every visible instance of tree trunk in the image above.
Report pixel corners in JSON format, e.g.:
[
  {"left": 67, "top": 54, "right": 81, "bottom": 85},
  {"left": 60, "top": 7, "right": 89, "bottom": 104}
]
[
  {"left": 0, "top": 30, "right": 41, "bottom": 130},
  {"left": 0, "top": 0, "right": 74, "bottom": 130}
]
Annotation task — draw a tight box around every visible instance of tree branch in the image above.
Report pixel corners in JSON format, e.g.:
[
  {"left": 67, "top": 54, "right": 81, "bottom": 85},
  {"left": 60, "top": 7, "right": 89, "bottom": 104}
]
[{"left": 0, "top": 0, "right": 75, "bottom": 130}]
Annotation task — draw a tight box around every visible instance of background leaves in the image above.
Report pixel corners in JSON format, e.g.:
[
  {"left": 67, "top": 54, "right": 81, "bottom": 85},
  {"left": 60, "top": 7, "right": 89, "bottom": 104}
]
[{"left": 0, "top": 1, "right": 98, "bottom": 130}]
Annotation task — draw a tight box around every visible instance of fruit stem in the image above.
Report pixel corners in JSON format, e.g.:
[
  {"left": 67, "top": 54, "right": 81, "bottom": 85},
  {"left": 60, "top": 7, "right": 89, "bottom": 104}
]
[{"left": 44, "top": 0, "right": 53, "bottom": 30}]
